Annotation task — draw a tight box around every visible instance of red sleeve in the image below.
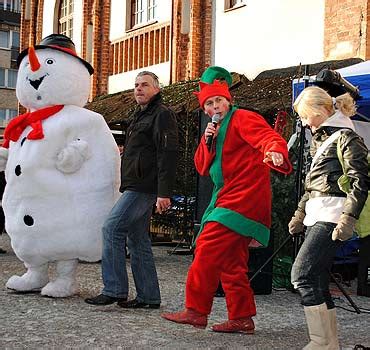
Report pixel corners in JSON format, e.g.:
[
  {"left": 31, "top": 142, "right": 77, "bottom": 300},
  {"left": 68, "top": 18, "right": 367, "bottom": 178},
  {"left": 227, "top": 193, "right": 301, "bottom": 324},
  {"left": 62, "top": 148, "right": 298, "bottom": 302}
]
[
  {"left": 235, "top": 110, "right": 292, "bottom": 174},
  {"left": 194, "top": 135, "right": 216, "bottom": 176}
]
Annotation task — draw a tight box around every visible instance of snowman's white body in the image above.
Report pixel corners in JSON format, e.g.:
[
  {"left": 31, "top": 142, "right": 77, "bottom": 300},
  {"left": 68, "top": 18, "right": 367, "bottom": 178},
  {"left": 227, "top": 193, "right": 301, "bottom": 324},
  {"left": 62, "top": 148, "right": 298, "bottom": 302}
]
[{"left": 0, "top": 47, "right": 120, "bottom": 297}]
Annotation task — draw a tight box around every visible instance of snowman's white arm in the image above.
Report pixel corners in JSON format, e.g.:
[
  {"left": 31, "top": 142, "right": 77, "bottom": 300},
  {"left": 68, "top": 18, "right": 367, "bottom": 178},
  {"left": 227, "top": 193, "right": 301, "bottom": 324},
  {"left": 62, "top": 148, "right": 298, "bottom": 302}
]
[
  {"left": 0, "top": 147, "right": 8, "bottom": 172},
  {"left": 55, "top": 139, "right": 91, "bottom": 174}
]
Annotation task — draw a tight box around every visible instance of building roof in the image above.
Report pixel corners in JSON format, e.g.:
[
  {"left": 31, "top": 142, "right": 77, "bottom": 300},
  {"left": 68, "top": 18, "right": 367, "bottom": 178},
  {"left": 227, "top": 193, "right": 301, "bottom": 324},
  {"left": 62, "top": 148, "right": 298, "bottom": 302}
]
[{"left": 86, "top": 58, "right": 363, "bottom": 127}]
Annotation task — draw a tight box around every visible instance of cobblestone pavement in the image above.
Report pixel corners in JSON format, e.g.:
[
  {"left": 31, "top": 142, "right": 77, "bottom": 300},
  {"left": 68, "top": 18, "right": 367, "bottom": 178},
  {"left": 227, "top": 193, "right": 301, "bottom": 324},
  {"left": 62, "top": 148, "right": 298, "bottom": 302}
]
[{"left": 0, "top": 233, "right": 369, "bottom": 349}]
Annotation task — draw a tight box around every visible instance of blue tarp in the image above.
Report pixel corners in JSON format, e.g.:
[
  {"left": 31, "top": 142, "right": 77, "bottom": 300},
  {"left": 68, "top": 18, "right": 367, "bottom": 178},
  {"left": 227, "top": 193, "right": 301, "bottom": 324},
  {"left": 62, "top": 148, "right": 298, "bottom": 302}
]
[{"left": 292, "top": 60, "right": 370, "bottom": 122}]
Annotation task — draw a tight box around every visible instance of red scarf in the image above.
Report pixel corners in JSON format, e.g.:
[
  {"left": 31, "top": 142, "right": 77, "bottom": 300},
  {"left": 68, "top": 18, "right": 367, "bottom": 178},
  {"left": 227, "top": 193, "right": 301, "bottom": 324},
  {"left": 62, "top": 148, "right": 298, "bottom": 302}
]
[{"left": 2, "top": 105, "right": 64, "bottom": 148}]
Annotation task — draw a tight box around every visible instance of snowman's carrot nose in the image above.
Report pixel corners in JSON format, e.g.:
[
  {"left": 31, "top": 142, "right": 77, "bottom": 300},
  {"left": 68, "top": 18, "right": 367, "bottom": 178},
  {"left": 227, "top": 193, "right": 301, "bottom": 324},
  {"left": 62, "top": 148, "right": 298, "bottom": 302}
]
[{"left": 28, "top": 46, "right": 41, "bottom": 72}]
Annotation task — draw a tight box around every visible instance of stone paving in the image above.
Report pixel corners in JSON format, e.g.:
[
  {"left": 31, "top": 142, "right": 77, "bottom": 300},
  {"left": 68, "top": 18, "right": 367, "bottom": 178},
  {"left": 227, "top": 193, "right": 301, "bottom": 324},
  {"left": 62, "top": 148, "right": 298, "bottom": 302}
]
[{"left": 0, "top": 233, "right": 369, "bottom": 349}]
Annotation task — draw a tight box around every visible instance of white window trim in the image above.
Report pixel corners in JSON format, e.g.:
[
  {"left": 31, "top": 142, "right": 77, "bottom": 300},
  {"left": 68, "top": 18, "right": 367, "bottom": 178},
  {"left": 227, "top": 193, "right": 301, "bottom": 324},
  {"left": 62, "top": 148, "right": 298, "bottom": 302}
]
[
  {"left": 59, "top": 0, "right": 74, "bottom": 38},
  {"left": 0, "top": 68, "right": 17, "bottom": 89},
  {"left": 129, "top": 0, "right": 157, "bottom": 30}
]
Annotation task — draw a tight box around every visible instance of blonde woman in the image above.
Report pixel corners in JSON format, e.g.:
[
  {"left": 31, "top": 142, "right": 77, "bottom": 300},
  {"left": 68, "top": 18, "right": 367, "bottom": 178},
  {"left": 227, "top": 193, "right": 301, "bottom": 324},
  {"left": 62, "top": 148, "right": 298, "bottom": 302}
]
[{"left": 290, "top": 86, "right": 368, "bottom": 349}]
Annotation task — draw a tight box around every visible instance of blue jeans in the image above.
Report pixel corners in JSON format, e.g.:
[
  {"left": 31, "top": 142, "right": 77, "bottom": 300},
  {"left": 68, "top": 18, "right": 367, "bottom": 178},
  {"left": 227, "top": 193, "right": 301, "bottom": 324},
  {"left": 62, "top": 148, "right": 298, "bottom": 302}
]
[
  {"left": 291, "top": 221, "right": 342, "bottom": 309},
  {"left": 102, "top": 190, "right": 160, "bottom": 304}
]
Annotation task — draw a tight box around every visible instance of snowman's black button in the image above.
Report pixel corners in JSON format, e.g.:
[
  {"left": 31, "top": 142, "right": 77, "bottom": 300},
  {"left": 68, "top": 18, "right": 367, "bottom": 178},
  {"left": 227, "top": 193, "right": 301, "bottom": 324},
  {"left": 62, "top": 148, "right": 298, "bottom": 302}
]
[
  {"left": 15, "top": 165, "right": 21, "bottom": 176},
  {"left": 24, "top": 215, "right": 34, "bottom": 226},
  {"left": 21, "top": 137, "right": 26, "bottom": 146}
]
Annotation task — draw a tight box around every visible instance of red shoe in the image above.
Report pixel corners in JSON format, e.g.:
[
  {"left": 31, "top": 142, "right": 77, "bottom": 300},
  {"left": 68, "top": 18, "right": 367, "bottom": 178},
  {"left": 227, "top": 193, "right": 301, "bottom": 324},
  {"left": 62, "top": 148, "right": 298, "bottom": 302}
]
[
  {"left": 161, "top": 308, "right": 207, "bottom": 329},
  {"left": 211, "top": 317, "right": 255, "bottom": 334}
]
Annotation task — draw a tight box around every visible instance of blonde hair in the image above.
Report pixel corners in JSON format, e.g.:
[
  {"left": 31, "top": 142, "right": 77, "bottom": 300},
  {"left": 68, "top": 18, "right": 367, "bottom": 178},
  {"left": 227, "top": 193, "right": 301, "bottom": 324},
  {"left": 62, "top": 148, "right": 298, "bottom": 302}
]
[{"left": 293, "top": 86, "right": 356, "bottom": 119}]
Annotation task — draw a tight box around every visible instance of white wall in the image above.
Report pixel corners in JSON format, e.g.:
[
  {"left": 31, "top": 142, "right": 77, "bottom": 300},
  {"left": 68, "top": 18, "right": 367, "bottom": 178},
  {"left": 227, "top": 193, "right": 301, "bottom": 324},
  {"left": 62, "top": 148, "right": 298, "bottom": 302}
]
[
  {"left": 110, "top": 0, "right": 127, "bottom": 41},
  {"left": 213, "top": 0, "right": 325, "bottom": 79},
  {"left": 42, "top": 1, "right": 55, "bottom": 38},
  {"left": 108, "top": 62, "right": 171, "bottom": 93},
  {"left": 110, "top": 0, "right": 172, "bottom": 42}
]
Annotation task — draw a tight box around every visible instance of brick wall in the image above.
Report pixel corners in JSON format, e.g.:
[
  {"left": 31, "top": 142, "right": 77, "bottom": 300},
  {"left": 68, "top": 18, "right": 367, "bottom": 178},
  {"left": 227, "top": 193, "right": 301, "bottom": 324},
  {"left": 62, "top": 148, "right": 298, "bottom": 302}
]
[
  {"left": 0, "top": 49, "right": 11, "bottom": 67},
  {"left": 171, "top": 0, "right": 212, "bottom": 82},
  {"left": 90, "top": 0, "right": 111, "bottom": 97},
  {"left": 325, "top": 0, "right": 370, "bottom": 60},
  {"left": 0, "top": 89, "right": 18, "bottom": 109}
]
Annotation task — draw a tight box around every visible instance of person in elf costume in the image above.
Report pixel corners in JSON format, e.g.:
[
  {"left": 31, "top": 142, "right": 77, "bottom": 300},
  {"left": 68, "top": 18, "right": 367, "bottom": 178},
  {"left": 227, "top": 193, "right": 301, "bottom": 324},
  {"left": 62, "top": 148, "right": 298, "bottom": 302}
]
[{"left": 161, "top": 67, "right": 292, "bottom": 333}]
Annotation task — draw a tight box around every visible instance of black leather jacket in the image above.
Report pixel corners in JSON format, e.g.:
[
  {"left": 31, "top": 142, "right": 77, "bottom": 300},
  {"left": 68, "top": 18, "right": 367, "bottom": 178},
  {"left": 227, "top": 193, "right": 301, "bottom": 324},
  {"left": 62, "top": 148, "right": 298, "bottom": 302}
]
[
  {"left": 120, "top": 93, "right": 179, "bottom": 197},
  {"left": 298, "top": 126, "right": 368, "bottom": 219}
]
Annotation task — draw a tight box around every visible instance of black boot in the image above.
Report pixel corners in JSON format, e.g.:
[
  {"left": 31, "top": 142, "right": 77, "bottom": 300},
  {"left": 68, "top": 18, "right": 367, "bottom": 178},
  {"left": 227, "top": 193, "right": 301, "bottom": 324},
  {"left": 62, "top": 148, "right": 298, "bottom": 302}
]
[{"left": 85, "top": 294, "right": 127, "bottom": 305}]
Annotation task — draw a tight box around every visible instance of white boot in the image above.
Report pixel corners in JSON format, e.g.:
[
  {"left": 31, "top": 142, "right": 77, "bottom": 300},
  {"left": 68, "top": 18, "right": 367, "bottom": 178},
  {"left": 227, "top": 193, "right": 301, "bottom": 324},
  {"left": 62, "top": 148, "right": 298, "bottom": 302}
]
[
  {"left": 41, "top": 259, "right": 78, "bottom": 297},
  {"left": 6, "top": 263, "right": 49, "bottom": 292},
  {"left": 303, "top": 303, "right": 336, "bottom": 350},
  {"left": 327, "top": 308, "right": 339, "bottom": 350}
]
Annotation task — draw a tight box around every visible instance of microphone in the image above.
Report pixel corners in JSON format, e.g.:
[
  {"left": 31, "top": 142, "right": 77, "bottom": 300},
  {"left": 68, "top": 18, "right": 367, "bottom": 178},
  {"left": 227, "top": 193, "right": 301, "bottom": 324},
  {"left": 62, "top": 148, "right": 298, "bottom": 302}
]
[{"left": 206, "top": 114, "right": 221, "bottom": 150}]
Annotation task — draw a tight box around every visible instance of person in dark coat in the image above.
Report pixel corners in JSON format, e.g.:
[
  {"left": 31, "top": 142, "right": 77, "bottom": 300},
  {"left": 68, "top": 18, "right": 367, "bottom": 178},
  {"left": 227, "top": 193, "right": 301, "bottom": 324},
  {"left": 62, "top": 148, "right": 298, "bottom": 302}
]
[{"left": 85, "top": 71, "right": 179, "bottom": 308}]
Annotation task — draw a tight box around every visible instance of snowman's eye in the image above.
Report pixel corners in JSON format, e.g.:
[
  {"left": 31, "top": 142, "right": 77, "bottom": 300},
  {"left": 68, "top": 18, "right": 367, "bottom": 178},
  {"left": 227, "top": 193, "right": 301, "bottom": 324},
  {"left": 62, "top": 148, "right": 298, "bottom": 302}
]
[{"left": 46, "top": 59, "right": 54, "bottom": 65}]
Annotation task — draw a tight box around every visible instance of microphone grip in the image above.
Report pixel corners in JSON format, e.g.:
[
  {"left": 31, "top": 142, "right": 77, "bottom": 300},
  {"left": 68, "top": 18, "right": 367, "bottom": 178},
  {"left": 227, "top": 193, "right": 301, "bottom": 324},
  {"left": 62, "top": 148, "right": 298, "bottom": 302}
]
[{"left": 205, "top": 121, "right": 218, "bottom": 150}]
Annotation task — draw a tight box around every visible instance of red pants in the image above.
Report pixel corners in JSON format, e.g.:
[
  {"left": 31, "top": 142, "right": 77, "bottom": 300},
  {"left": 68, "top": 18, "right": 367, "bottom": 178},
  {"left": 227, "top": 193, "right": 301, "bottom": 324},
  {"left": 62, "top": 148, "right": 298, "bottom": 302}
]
[{"left": 185, "top": 221, "right": 256, "bottom": 320}]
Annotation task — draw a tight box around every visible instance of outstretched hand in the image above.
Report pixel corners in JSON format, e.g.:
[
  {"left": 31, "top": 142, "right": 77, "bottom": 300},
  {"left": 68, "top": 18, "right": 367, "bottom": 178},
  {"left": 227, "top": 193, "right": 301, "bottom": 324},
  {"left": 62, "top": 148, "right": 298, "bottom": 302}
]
[{"left": 263, "top": 151, "right": 284, "bottom": 167}]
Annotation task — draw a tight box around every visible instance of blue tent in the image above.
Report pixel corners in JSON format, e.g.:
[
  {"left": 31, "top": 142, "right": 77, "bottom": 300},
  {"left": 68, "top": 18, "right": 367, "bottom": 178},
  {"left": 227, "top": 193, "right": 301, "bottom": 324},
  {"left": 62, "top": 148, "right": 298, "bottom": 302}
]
[{"left": 292, "top": 60, "right": 370, "bottom": 149}]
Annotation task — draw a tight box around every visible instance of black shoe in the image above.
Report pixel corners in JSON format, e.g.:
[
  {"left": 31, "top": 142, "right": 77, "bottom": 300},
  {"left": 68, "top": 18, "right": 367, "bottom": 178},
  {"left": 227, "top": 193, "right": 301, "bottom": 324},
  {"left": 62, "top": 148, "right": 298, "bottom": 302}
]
[
  {"left": 117, "top": 298, "right": 160, "bottom": 309},
  {"left": 85, "top": 294, "right": 127, "bottom": 305},
  {"left": 0, "top": 248, "right": 6, "bottom": 254}
]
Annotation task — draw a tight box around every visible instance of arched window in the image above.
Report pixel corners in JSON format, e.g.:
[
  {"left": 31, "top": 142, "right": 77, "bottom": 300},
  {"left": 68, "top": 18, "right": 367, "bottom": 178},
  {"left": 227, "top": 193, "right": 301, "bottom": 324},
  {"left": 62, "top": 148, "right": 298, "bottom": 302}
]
[{"left": 58, "top": 0, "right": 73, "bottom": 38}]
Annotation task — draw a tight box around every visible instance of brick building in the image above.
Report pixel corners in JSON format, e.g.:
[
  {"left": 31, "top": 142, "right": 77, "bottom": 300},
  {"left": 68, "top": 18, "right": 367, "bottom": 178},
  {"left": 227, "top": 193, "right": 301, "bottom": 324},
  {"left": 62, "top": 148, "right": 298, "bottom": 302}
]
[
  {"left": 0, "top": 0, "right": 20, "bottom": 131},
  {"left": 16, "top": 0, "right": 370, "bottom": 100}
]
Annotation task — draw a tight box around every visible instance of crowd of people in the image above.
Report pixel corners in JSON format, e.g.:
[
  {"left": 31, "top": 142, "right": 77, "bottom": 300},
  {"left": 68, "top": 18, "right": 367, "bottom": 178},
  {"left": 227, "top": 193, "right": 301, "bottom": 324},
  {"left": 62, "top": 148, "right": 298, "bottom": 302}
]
[{"left": 1, "top": 63, "right": 368, "bottom": 349}]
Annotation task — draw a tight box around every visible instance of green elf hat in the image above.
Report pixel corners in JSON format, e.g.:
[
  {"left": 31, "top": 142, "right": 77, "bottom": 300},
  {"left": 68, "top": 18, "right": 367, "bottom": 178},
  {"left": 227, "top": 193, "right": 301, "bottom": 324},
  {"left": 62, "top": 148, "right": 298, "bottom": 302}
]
[{"left": 200, "top": 66, "right": 232, "bottom": 87}]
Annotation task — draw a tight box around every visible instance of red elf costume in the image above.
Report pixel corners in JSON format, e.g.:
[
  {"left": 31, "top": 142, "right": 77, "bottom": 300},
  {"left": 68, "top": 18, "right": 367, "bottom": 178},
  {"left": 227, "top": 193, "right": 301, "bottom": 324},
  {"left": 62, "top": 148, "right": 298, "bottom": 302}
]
[{"left": 162, "top": 68, "right": 292, "bottom": 333}]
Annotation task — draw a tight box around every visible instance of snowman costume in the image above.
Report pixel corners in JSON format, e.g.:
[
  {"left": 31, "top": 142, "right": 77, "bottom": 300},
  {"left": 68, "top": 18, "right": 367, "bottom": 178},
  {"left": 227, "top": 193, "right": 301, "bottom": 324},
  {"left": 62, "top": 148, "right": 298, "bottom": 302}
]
[{"left": 0, "top": 34, "right": 120, "bottom": 297}]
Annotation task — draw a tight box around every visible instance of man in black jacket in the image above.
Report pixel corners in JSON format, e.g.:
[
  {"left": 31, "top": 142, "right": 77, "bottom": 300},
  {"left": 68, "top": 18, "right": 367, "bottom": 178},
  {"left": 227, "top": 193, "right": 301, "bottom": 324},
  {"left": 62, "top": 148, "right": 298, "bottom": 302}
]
[{"left": 86, "top": 71, "right": 178, "bottom": 308}]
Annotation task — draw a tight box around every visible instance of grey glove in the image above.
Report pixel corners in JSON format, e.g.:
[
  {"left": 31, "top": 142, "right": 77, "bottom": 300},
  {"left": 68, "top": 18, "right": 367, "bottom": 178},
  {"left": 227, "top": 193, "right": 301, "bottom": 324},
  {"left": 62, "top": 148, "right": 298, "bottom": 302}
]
[
  {"left": 332, "top": 214, "right": 356, "bottom": 241},
  {"left": 288, "top": 210, "right": 305, "bottom": 235}
]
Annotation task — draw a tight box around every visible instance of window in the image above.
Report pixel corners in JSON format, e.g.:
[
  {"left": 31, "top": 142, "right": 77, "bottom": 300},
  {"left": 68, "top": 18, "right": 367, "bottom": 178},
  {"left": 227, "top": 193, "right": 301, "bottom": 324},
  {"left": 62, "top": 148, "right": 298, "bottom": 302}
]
[
  {"left": 225, "top": 0, "right": 245, "bottom": 10},
  {"left": 0, "top": 108, "right": 17, "bottom": 126},
  {"left": 0, "top": 68, "right": 17, "bottom": 88},
  {"left": 7, "top": 69, "right": 17, "bottom": 87},
  {"left": 0, "top": 0, "right": 21, "bottom": 12},
  {"left": 0, "top": 30, "right": 20, "bottom": 49},
  {"left": 11, "top": 31, "right": 19, "bottom": 48},
  {"left": 0, "top": 31, "right": 9, "bottom": 48},
  {"left": 58, "top": 0, "right": 74, "bottom": 38},
  {"left": 130, "top": 0, "right": 157, "bottom": 28},
  {"left": 0, "top": 68, "right": 5, "bottom": 86}
]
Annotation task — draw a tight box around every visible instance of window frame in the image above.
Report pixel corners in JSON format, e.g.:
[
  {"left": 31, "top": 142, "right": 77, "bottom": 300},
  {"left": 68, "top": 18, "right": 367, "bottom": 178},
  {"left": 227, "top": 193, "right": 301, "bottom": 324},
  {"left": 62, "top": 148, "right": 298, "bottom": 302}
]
[
  {"left": 0, "top": 0, "right": 21, "bottom": 12},
  {"left": 58, "top": 0, "right": 74, "bottom": 39},
  {"left": 0, "top": 30, "right": 20, "bottom": 49},
  {"left": 0, "top": 108, "right": 18, "bottom": 126},
  {"left": 0, "top": 68, "right": 18, "bottom": 89},
  {"left": 0, "top": 30, "right": 9, "bottom": 49},
  {"left": 224, "top": 0, "right": 246, "bottom": 11},
  {"left": 129, "top": 0, "right": 157, "bottom": 30}
]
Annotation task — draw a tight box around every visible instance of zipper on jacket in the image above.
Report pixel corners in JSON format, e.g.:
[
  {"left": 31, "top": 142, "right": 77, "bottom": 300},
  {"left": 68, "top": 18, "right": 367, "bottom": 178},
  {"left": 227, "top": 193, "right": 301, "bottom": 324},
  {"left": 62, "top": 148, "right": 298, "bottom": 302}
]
[{"left": 164, "top": 133, "right": 168, "bottom": 148}]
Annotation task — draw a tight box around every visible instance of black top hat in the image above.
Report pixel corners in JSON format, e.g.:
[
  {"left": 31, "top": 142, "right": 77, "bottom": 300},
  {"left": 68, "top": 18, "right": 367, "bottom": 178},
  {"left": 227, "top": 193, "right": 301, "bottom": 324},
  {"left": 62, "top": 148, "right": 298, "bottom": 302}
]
[{"left": 17, "top": 34, "right": 94, "bottom": 75}]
